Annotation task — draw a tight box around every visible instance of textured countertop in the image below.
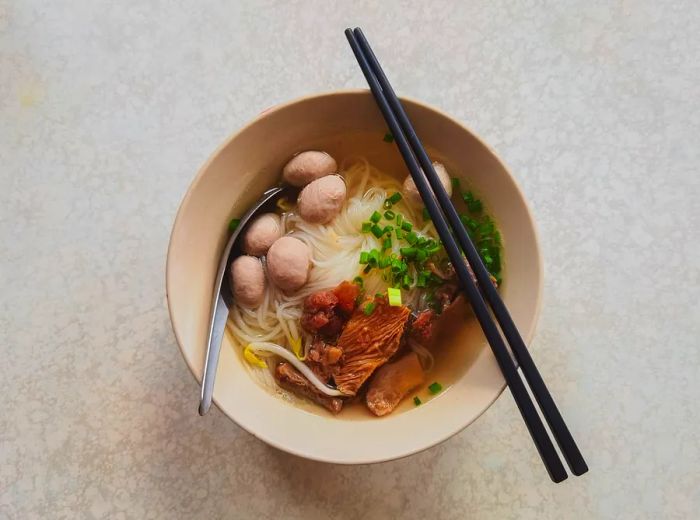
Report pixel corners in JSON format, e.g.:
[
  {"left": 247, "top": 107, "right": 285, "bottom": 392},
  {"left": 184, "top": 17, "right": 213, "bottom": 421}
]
[{"left": 2, "top": 1, "right": 699, "bottom": 518}]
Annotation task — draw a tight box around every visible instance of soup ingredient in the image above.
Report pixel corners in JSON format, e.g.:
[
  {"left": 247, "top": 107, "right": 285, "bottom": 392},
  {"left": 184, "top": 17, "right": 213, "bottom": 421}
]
[
  {"left": 282, "top": 150, "right": 338, "bottom": 187},
  {"left": 387, "top": 287, "right": 402, "bottom": 306},
  {"left": 413, "top": 396, "right": 422, "bottom": 406},
  {"left": 403, "top": 161, "right": 452, "bottom": 206},
  {"left": 266, "top": 236, "right": 311, "bottom": 292},
  {"left": 366, "top": 352, "right": 425, "bottom": 416},
  {"left": 333, "top": 298, "right": 411, "bottom": 396},
  {"left": 243, "top": 345, "right": 267, "bottom": 368},
  {"left": 428, "top": 381, "right": 443, "bottom": 394},
  {"left": 274, "top": 362, "right": 343, "bottom": 414},
  {"left": 230, "top": 255, "right": 266, "bottom": 306},
  {"left": 306, "top": 338, "right": 343, "bottom": 382},
  {"left": 228, "top": 218, "right": 241, "bottom": 232},
  {"left": 300, "top": 281, "right": 361, "bottom": 338},
  {"left": 383, "top": 132, "right": 394, "bottom": 143},
  {"left": 297, "top": 174, "right": 347, "bottom": 224},
  {"left": 242, "top": 213, "right": 282, "bottom": 256}
]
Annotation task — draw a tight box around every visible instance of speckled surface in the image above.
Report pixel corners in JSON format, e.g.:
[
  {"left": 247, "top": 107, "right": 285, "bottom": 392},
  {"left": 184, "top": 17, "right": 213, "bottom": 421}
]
[{"left": 2, "top": 1, "right": 699, "bottom": 518}]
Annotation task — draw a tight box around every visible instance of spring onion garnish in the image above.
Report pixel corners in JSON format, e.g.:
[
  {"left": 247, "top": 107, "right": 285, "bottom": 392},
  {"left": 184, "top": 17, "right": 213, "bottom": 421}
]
[
  {"left": 371, "top": 224, "right": 384, "bottom": 238},
  {"left": 244, "top": 345, "right": 268, "bottom": 368},
  {"left": 396, "top": 213, "right": 403, "bottom": 227},
  {"left": 228, "top": 218, "right": 241, "bottom": 232},
  {"left": 370, "top": 210, "right": 382, "bottom": 223},
  {"left": 383, "top": 132, "right": 394, "bottom": 143},
  {"left": 428, "top": 382, "right": 443, "bottom": 394},
  {"left": 451, "top": 177, "right": 461, "bottom": 191},
  {"left": 384, "top": 210, "right": 396, "bottom": 220},
  {"left": 359, "top": 251, "right": 369, "bottom": 264},
  {"left": 361, "top": 222, "right": 372, "bottom": 233},
  {"left": 352, "top": 276, "right": 364, "bottom": 287},
  {"left": 405, "top": 231, "right": 418, "bottom": 245},
  {"left": 413, "top": 396, "right": 422, "bottom": 406},
  {"left": 387, "top": 192, "right": 402, "bottom": 204},
  {"left": 422, "top": 207, "right": 431, "bottom": 221},
  {"left": 401, "top": 220, "right": 413, "bottom": 232},
  {"left": 468, "top": 199, "right": 483, "bottom": 213},
  {"left": 387, "top": 287, "right": 402, "bottom": 306},
  {"left": 382, "top": 237, "right": 392, "bottom": 250},
  {"left": 363, "top": 302, "right": 376, "bottom": 315}
]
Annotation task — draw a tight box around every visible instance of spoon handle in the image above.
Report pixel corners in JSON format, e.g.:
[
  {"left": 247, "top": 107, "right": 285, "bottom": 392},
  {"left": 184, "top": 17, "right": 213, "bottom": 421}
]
[{"left": 199, "top": 293, "right": 229, "bottom": 415}]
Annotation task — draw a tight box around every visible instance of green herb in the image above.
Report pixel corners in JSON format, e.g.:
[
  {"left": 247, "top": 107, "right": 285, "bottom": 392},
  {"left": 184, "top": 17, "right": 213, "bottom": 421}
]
[
  {"left": 352, "top": 276, "right": 364, "bottom": 287},
  {"left": 462, "top": 191, "right": 474, "bottom": 203},
  {"left": 422, "top": 207, "right": 431, "bottom": 221},
  {"left": 384, "top": 210, "right": 396, "bottom": 220},
  {"left": 363, "top": 302, "right": 376, "bottom": 315},
  {"left": 401, "top": 220, "right": 413, "bottom": 232},
  {"left": 370, "top": 211, "right": 382, "bottom": 223},
  {"left": 402, "top": 273, "right": 412, "bottom": 289},
  {"left": 405, "top": 231, "right": 418, "bottom": 245},
  {"left": 369, "top": 249, "right": 380, "bottom": 266},
  {"left": 396, "top": 213, "right": 403, "bottom": 227},
  {"left": 400, "top": 246, "right": 417, "bottom": 258},
  {"left": 363, "top": 264, "right": 372, "bottom": 274},
  {"left": 359, "top": 252, "right": 369, "bottom": 264},
  {"left": 383, "top": 132, "right": 394, "bottom": 143},
  {"left": 415, "top": 249, "right": 427, "bottom": 263},
  {"left": 416, "top": 272, "right": 428, "bottom": 288},
  {"left": 451, "top": 177, "right": 461, "bottom": 191},
  {"left": 378, "top": 254, "right": 391, "bottom": 268},
  {"left": 371, "top": 224, "right": 384, "bottom": 238},
  {"left": 361, "top": 222, "right": 372, "bottom": 233},
  {"left": 383, "top": 225, "right": 393, "bottom": 235},
  {"left": 413, "top": 396, "right": 422, "bottom": 406},
  {"left": 467, "top": 199, "right": 483, "bottom": 213},
  {"left": 428, "top": 382, "right": 443, "bottom": 394},
  {"left": 387, "top": 192, "right": 402, "bottom": 204},
  {"left": 228, "top": 218, "right": 241, "bottom": 232},
  {"left": 383, "top": 199, "right": 392, "bottom": 209},
  {"left": 395, "top": 228, "right": 404, "bottom": 240},
  {"left": 382, "top": 237, "right": 392, "bottom": 250}
]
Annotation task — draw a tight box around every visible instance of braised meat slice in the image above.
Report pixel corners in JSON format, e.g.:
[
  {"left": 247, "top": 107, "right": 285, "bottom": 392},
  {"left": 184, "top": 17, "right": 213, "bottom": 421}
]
[
  {"left": 274, "top": 362, "right": 343, "bottom": 414},
  {"left": 334, "top": 299, "right": 411, "bottom": 396},
  {"left": 366, "top": 352, "right": 425, "bottom": 416}
]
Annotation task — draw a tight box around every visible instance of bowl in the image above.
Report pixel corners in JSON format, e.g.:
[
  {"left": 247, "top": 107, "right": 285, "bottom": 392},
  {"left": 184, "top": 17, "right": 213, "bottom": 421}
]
[{"left": 166, "top": 90, "right": 542, "bottom": 464}]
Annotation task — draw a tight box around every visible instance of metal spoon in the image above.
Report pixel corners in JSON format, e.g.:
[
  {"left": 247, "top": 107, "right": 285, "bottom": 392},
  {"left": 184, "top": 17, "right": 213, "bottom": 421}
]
[{"left": 198, "top": 185, "right": 293, "bottom": 415}]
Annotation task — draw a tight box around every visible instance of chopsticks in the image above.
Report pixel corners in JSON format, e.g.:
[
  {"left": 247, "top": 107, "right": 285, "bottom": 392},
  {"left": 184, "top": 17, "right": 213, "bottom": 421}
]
[{"left": 345, "top": 27, "right": 588, "bottom": 482}]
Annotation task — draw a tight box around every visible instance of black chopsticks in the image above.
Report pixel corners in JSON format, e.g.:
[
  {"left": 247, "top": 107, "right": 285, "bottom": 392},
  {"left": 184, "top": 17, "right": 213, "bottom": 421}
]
[{"left": 345, "top": 27, "right": 587, "bottom": 482}]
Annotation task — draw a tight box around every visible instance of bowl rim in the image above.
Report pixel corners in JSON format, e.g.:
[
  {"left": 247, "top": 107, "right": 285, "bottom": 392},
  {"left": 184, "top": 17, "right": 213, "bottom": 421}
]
[{"left": 165, "top": 88, "right": 544, "bottom": 464}]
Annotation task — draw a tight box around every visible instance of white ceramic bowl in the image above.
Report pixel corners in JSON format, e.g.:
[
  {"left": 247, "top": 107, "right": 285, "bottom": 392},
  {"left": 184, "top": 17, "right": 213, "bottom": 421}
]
[{"left": 166, "top": 90, "right": 542, "bottom": 464}]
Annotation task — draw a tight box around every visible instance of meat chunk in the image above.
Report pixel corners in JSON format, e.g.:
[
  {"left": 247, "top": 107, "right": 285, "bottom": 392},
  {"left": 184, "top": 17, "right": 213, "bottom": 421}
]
[
  {"left": 301, "top": 281, "right": 360, "bottom": 338},
  {"left": 274, "top": 362, "right": 343, "bottom": 414},
  {"left": 408, "top": 295, "right": 468, "bottom": 348},
  {"left": 333, "top": 299, "right": 411, "bottom": 396},
  {"left": 331, "top": 280, "right": 361, "bottom": 316},
  {"left": 366, "top": 352, "right": 425, "bottom": 416},
  {"left": 305, "top": 338, "right": 343, "bottom": 382}
]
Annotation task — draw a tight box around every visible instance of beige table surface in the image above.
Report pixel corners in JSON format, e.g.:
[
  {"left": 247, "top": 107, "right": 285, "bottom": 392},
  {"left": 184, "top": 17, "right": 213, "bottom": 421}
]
[{"left": 2, "top": 1, "right": 699, "bottom": 518}]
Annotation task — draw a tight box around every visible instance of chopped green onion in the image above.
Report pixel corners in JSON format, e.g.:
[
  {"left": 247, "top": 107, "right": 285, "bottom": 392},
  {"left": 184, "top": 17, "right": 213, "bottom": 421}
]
[
  {"left": 413, "top": 396, "right": 422, "bottom": 406},
  {"left": 405, "top": 231, "right": 418, "bottom": 245},
  {"left": 462, "top": 191, "right": 474, "bottom": 203},
  {"left": 370, "top": 211, "right": 381, "bottom": 223},
  {"left": 382, "top": 237, "right": 392, "bottom": 250},
  {"left": 369, "top": 249, "right": 380, "bottom": 266},
  {"left": 371, "top": 224, "right": 384, "bottom": 238},
  {"left": 352, "top": 276, "right": 364, "bottom": 287},
  {"left": 379, "top": 254, "right": 391, "bottom": 268},
  {"left": 383, "top": 225, "right": 393, "bottom": 235},
  {"left": 363, "top": 302, "right": 376, "bottom": 315},
  {"left": 395, "top": 228, "right": 404, "bottom": 240},
  {"left": 402, "top": 273, "right": 412, "bottom": 289},
  {"left": 383, "top": 132, "right": 394, "bottom": 143},
  {"left": 396, "top": 213, "right": 403, "bottom": 227},
  {"left": 451, "top": 177, "right": 461, "bottom": 191},
  {"left": 428, "top": 382, "right": 443, "bottom": 394},
  {"left": 415, "top": 250, "right": 427, "bottom": 263},
  {"left": 401, "top": 221, "right": 413, "bottom": 232},
  {"left": 426, "top": 245, "right": 441, "bottom": 256},
  {"left": 422, "top": 207, "right": 431, "bottom": 221},
  {"left": 384, "top": 210, "right": 396, "bottom": 220},
  {"left": 228, "top": 218, "right": 241, "bottom": 232},
  {"left": 363, "top": 264, "right": 372, "bottom": 274},
  {"left": 361, "top": 222, "right": 372, "bottom": 233},
  {"left": 387, "top": 192, "right": 402, "bottom": 204},
  {"left": 416, "top": 272, "right": 428, "bottom": 288},
  {"left": 387, "top": 287, "right": 402, "bottom": 306},
  {"left": 416, "top": 236, "right": 427, "bottom": 248},
  {"left": 400, "top": 247, "right": 417, "bottom": 258},
  {"left": 359, "top": 252, "right": 370, "bottom": 264},
  {"left": 468, "top": 199, "right": 483, "bottom": 213}
]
